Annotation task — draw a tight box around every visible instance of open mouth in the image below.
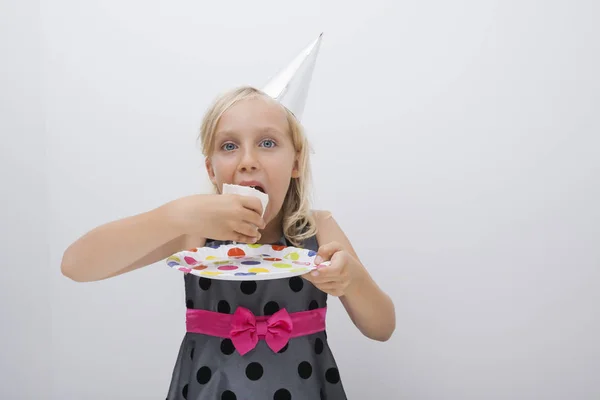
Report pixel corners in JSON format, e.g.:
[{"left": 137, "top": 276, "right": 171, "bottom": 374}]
[
  {"left": 250, "top": 186, "right": 266, "bottom": 194},
  {"left": 238, "top": 181, "right": 267, "bottom": 194}
]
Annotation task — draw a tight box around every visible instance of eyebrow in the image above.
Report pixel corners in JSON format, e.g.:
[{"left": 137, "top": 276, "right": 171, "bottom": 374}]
[{"left": 215, "top": 127, "right": 286, "bottom": 138}]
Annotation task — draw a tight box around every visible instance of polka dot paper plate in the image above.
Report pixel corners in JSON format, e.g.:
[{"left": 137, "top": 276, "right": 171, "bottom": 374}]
[{"left": 165, "top": 243, "right": 325, "bottom": 281}]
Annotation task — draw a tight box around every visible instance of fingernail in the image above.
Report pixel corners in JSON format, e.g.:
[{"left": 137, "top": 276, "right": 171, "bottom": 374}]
[{"left": 314, "top": 256, "right": 322, "bottom": 265}]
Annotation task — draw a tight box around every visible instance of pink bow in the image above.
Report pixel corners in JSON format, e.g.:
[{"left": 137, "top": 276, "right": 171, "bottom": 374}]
[{"left": 229, "top": 307, "right": 293, "bottom": 355}]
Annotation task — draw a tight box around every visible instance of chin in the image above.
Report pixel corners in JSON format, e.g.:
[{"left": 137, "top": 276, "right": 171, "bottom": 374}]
[{"left": 263, "top": 211, "right": 271, "bottom": 225}]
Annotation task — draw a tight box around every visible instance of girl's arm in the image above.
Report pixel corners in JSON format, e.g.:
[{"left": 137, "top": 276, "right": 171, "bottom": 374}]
[
  {"left": 61, "top": 201, "right": 204, "bottom": 282},
  {"left": 61, "top": 193, "right": 264, "bottom": 283},
  {"left": 313, "top": 210, "right": 396, "bottom": 341}
]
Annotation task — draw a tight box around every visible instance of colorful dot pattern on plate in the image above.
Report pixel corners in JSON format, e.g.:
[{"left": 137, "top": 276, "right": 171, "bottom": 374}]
[{"left": 165, "top": 244, "right": 320, "bottom": 281}]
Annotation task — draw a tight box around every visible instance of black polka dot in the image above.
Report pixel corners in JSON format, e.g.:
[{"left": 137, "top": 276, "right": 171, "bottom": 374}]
[
  {"left": 221, "top": 338, "right": 235, "bottom": 355},
  {"left": 182, "top": 384, "right": 188, "bottom": 399},
  {"left": 315, "top": 338, "right": 324, "bottom": 354},
  {"left": 278, "top": 342, "right": 289, "bottom": 353},
  {"left": 245, "top": 362, "right": 264, "bottom": 381},
  {"left": 309, "top": 300, "right": 319, "bottom": 310},
  {"left": 221, "top": 390, "right": 237, "bottom": 400},
  {"left": 199, "top": 278, "right": 211, "bottom": 290},
  {"left": 241, "top": 280, "right": 257, "bottom": 295},
  {"left": 289, "top": 276, "right": 304, "bottom": 292},
  {"left": 273, "top": 388, "right": 292, "bottom": 400},
  {"left": 186, "top": 299, "right": 194, "bottom": 308},
  {"left": 325, "top": 368, "right": 340, "bottom": 384},
  {"left": 218, "top": 300, "right": 231, "bottom": 314},
  {"left": 196, "top": 366, "right": 211, "bottom": 384},
  {"left": 298, "top": 361, "right": 312, "bottom": 379},
  {"left": 264, "top": 301, "right": 280, "bottom": 316}
]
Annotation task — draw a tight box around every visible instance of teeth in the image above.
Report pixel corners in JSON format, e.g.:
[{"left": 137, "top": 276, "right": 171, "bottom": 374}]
[{"left": 246, "top": 185, "right": 265, "bottom": 193}]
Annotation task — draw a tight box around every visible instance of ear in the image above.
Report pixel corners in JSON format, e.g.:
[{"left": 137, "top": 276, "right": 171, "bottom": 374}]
[
  {"left": 291, "top": 151, "right": 301, "bottom": 178},
  {"left": 205, "top": 157, "right": 217, "bottom": 185}
]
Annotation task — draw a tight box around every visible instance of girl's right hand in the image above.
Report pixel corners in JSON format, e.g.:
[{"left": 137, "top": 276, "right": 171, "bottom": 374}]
[{"left": 169, "top": 194, "right": 266, "bottom": 243}]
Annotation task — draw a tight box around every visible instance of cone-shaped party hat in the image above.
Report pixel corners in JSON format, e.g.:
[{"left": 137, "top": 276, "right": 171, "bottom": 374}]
[{"left": 260, "top": 33, "right": 323, "bottom": 121}]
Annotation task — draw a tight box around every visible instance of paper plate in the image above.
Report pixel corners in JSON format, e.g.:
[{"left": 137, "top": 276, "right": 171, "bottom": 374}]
[{"left": 165, "top": 243, "right": 324, "bottom": 281}]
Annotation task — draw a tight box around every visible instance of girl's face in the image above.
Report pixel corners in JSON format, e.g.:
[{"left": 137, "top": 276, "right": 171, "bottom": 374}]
[{"left": 205, "top": 96, "right": 300, "bottom": 225}]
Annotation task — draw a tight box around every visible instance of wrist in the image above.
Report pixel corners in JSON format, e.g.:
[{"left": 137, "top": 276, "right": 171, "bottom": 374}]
[
  {"left": 345, "top": 262, "right": 371, "bottom": 297},
  {"left": 158, "top": 197, "right": 193, "bottom": 236}
]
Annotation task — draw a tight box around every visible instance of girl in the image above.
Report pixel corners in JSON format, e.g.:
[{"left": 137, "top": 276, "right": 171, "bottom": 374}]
[{"left": 61, "top": 40, "right": 395, "bottom": 400}]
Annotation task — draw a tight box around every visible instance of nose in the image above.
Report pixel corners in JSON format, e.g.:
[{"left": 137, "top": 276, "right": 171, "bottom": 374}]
[{"left": 238, "top": 147, "right": 260, "bottom": 172}]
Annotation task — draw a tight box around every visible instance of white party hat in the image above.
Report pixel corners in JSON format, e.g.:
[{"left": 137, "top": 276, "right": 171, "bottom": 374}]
[{"left": 260, "top": 33, "right": 324, "bottom": 121}]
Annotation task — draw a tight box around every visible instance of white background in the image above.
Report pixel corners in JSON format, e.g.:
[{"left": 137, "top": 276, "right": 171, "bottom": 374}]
[{"left": 2, "top": 0, "right": 599, "bottom": 398}]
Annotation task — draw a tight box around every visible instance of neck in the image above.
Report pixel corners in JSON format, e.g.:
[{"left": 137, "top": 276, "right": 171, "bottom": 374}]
[{"left": 258, "top": 209, "right": 285, "bottom": 244}]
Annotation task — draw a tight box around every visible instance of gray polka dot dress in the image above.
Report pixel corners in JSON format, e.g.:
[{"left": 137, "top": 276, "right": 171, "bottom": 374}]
[{"left": 166, "top": 234, "right": 348, "bottom": 400}]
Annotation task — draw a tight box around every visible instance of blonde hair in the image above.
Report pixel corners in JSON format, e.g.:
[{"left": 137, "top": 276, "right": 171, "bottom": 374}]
[{"left": 198, "top": 86, "right": 317, "bottom": 247}]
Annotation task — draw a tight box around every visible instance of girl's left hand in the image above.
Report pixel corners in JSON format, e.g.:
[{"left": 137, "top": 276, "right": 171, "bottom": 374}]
[{"left": 302, "top": 241, "right": 364, "bottom": 297}]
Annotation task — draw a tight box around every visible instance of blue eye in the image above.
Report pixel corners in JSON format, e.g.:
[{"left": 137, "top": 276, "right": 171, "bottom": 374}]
[
  {"left": 222, "top": 142, "right": 237, "bottom": 151},
  {"left": 261, "top": 139, "right": 276, "bottom": 148}
]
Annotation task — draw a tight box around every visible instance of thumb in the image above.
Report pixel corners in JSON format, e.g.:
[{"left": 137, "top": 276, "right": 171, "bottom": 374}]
[{"left": 314, "top": 241, "right": 343, "bottom": 265}]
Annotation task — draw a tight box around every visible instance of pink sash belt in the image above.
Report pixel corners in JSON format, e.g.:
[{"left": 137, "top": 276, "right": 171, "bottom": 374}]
[{"left": 186, "top": 306, "right": 327, "bottom": 355}]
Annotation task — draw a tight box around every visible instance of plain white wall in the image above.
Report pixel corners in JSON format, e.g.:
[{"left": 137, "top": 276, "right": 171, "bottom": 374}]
[
  {"left": 2, "top": 0, "right": 599, "bottom": 398},
  {"left": 1, "top": 1, "right": 51, "bottom": 399}
]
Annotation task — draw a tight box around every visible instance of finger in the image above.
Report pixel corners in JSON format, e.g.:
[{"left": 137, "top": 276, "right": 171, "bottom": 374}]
[
  {"left": 232, "top": 222, "right": 261, "bottom": 243},
  {"left": 324, "top": 289, "right": 345, "bottom": 297},
  {"left": 238, "top": 195, "right": 265, "bottom": 217},
  {"left": 309, "top": 263, "right": 343, "bottom": 280},
  {"left": 309, "top": 274, "right": 346, "bottom": 286},
  {"left": 303, "top": 268, "right": 342, "bottom": 285},
  {"left": 301, "top": 272, "right": 317, "bottom": 284},
  {"left": 314, "top": 241, "right": 344, "bottom": 265},
  {"left": 231, "top": 232, "right": 261, "bottom": 244},
  {"left": 302, "top": 274, "right": 339, "bottom": 287},
  {"left": 304, "top": 278, "right": 345, "bottom": 296},
  {"left": 241, "top": 207, "right": 266, "bottom": 229},
  {"left": 309, "top": 274, "right": 343, "bottom": 285},
  {"left": 234, "top": 221, "right": 262, "bottom": 239},
  {"left": 316, "top": 282, "right": 343, "bottom": 292}
]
